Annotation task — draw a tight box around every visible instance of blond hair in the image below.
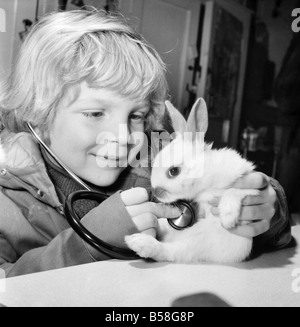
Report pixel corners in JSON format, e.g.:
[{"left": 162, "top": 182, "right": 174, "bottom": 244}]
[{"left": 0, "top": 8, "right": 168, "bottom": 136}]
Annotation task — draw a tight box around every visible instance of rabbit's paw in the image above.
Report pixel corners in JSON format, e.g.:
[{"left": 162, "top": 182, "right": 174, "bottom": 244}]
[
  {"left": 219, "top": 199, "right": 241, "bottom": 229},
  {"left": 125, "top": 233, "right": 161, "bottom": 259},
  {"left": 219, "top": 189, "right": 260, "bottom": 229}
]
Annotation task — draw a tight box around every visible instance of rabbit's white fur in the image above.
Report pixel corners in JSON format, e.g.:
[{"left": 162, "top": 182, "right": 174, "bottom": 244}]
[{"left": 125, "top": 98, "right": 257, "bottom": 263}]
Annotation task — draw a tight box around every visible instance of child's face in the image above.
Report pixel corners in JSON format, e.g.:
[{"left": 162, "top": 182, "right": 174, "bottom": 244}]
[{"left": 48, "top": 82, "right": 150, "bottom": 186}]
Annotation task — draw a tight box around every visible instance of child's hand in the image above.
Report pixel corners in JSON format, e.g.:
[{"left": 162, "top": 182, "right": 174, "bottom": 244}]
[
  {"left": 121, "top": 188, "right": 181, "bottom": 238},
  {"left": 210, "top": 172, "right": 277, "bottom": 238}
]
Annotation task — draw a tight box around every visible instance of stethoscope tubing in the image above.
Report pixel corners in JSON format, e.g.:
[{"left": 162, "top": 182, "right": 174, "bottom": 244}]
[
  {"left": 64, "top": 190, "right": 139, "bottom": 260},
  {"left": 26, "top": 122, "right": 196, "bottom": 260}
]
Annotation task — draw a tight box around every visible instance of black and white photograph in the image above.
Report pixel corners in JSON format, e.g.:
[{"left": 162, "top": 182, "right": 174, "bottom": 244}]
[{"left": 0, "top": 0, "right": 299, "bottom": 310}]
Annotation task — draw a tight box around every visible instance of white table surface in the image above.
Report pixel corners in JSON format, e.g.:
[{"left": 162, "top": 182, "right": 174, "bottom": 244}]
[{"left": 0, "top": 226, "right": 300, "bottom": 307}]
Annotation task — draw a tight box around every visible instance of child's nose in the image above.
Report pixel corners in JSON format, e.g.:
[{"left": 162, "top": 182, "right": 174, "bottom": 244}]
[{"left": 108, "top": 122, "right": 129, "bottom": 146}]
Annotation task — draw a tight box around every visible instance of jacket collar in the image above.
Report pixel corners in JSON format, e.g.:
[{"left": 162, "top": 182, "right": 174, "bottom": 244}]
[
  {"left": 0, "top": 143, "right": 5, "bottom": 164},
  {"left": 0, "top": 130, "right": 62, "bottom": 208}
]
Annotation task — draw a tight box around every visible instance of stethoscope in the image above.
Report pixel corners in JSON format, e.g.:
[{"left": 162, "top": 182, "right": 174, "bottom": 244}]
[{"left": 27, "top": 123, "right": 196, "bottom": 260}]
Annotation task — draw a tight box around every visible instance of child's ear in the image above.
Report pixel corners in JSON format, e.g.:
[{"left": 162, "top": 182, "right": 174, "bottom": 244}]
[
  {"left": 164, "top": 100, "right": 187, "bottom": 135},
  {"left": 186, "top": 98, "right": 208, "bottom": 135}
]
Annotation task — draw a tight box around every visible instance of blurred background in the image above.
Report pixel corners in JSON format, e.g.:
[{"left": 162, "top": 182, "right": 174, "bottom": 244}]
[{"left": 0, "top": 0, "right": 299, "bottom": 222}]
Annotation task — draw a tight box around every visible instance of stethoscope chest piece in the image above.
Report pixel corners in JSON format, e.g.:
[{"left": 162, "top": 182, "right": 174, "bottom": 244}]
[
  {"left": 27, "top": 122, "right": 196, "bottom": 258},
  {"left": 167, "top": 200, "right": 196, "bottom": 230}
]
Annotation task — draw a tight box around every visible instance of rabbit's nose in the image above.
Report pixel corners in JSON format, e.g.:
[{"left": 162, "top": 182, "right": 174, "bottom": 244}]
[{"left": 152, "top": 187, "right": 167, "bottom": 199}]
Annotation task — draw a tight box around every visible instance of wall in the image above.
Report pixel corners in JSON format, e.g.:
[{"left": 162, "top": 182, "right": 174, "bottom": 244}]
[
  {"left": 65, "top": 0, "right": 107, "bottom": 11},
  {"left": 0, "top": 0, "right": 17, "bottom": 79},
  {"left": 225, "top": 0, "right": 297, "bottom": 76},
  {"left": 259, "top": 0, "right": 298, "bottom": 76},
  {"left": 13, "top": 0, "right": 39, "bottom": 68},
  {"left": 242, "top": 0, "right": 299, "bottom": 108},
  {"left": 0, "top": 0, "right": 47, "bottom": 79}
]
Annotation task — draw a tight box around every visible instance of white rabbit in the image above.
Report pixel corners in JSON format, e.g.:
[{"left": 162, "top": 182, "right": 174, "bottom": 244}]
[{"left": 125, "top": 98, "right": 259, "bottom": 263}]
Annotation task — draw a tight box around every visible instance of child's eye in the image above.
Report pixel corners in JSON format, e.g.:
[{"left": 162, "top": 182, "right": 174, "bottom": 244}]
[
  {"left": 130, "top": 113, "right": 145, "bottom": 122},
  {"left": 130, "top": 108, "right": 150, "bottom": 123},
  {"left": 82, "top": 111, "right": 104, "bottom": 119}
]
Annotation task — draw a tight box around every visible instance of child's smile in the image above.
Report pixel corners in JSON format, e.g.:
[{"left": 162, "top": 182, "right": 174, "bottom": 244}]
[{"left": 48, "top": 82, "right": 150, "bottom": 186}]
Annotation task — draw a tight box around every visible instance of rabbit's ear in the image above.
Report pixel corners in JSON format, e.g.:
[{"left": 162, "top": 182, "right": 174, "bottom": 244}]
[
  {"left": 186, "top": 98, "right": 208, "bottom": 134},
  {"left": 165, "top": 100, "right": 187, "bottom": 134}
]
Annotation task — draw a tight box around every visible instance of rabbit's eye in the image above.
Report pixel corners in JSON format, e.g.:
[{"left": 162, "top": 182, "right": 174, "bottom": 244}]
[{"left": 168, "top": 167, "right": 181, "bottom": 178}]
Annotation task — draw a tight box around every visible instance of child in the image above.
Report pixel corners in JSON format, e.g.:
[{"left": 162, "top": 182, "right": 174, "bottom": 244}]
[{"left": 0, "top": 8, "right": 291, "bottom": 277}]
